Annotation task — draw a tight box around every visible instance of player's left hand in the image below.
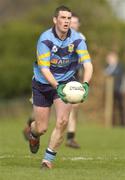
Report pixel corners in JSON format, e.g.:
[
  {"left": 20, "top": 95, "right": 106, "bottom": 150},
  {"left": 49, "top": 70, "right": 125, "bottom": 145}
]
[
  {"left": 81, "top": 82, "right": 89, "bottom": 102},
  {"left": 57, "top": 84, "right": 68, "bottom": 103}
]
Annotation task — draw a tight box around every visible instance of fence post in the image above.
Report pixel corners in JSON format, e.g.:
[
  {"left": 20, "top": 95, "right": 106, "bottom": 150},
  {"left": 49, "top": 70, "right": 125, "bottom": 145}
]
[{"left": 104, "top": 76, "right": 114, "bottom": 127}]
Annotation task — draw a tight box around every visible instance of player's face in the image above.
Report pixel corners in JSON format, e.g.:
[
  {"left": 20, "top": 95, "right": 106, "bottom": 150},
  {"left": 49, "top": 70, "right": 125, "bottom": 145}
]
[
  {"left": 53, "top": 11, "right": 72, "bottom": 34},
  {"left": 70, "top": 17, "right": 80, "bottom": 31}
]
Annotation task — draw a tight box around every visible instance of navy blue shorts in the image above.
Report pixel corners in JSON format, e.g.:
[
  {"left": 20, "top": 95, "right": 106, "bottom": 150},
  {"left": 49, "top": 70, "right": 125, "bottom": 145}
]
[{"left": 32, "top": 77, "right": 76, "bottom": 107}]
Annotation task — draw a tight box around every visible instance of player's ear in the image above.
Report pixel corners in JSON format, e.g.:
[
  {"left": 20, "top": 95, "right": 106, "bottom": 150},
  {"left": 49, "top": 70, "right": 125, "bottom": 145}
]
[{"left": 53, "top": 17, "right": 57, "bottom": 25}]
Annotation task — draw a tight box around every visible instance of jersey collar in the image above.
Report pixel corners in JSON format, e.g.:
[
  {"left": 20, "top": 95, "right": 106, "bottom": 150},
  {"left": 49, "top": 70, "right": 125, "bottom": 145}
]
[{"left": 52, "top": 26, "right": 71, "bottom": 40}]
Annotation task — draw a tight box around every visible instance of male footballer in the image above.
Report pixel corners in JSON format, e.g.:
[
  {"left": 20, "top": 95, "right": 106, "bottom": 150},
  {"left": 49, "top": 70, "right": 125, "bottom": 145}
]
[{"left": 27, "top": 5, "right": 93, "bottom": 169}]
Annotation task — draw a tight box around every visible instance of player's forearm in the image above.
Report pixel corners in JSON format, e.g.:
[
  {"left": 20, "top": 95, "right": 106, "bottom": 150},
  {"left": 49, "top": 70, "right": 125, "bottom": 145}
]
[
  {"left": 41, "top": 68, "right": 58, "bottom": 89},
  {"left": 82, "top": 62, "right": 93, "bottom": 83}
]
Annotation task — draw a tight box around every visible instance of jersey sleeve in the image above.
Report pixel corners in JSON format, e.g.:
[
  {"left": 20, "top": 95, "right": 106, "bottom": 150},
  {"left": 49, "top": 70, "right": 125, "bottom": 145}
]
[
  {"left": 37, "top": 39, "right": 50, "bottom": 69},
  {"left": 76, "top": 40, "right": 91, "bottom": 64}
]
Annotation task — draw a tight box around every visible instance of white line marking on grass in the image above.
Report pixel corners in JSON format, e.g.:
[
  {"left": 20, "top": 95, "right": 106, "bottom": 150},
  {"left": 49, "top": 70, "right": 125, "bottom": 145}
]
[
  {"left": 0, "top": 155, "right": 122, "bottom": 161},
  {"left": 62, "top": 157, "right": 94, "bottom": 161},
  {"left": 0, "top": 154, "right": 40, "bottom": 160},
  {"left": 0, "top": 155, "right": 15, "bottom": 159},
  {"left": 62, "top": 156, "right": 121, "bottom": 161}
]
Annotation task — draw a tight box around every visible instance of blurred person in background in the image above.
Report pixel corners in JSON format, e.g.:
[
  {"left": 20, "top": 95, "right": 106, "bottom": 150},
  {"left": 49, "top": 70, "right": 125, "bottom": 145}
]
[
  {"left": 24, "top": 5, "right": 93, "bottom": 169},
  {"left": 66, "top": 13, "right": 86, "bottom": 149},
  {"left": 104, "top": 51, "right": 125, "bottom": 126}
]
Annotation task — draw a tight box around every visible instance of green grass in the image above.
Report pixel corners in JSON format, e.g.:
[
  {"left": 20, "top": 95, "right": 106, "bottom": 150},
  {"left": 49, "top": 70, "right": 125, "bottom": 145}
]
[{"left": 0, "top": 115, "right": 125, "bottom": 180}]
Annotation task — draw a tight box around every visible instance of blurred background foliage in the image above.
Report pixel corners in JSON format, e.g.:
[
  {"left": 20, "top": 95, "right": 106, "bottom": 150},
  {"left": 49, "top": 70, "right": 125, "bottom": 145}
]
[{"left": 0, "top": 0, "right": 125, "bottom": 99}]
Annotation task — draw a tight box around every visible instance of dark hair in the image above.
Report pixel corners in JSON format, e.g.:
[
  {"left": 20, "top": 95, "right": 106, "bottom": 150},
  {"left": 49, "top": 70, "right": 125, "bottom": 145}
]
[
  {"left": 72, "top": 12, "right": 80, "bottom": 21},
  {"left": 54, "top": 5, "right": 72, "bottom": 17},
  {"left": 72, "top": 12, "right": 79, "bottom": 18}
]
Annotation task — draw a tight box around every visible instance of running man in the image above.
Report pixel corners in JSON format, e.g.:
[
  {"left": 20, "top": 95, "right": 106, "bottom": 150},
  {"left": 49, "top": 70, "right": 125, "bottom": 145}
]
[{"left": 27, "top": 6, "right": 93, "bottom": 169}]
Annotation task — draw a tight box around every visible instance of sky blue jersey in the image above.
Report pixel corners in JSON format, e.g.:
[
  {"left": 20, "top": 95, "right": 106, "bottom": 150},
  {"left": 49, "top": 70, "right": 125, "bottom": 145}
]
[{"left": 33, "top": 27, "right": 91, "bottom": 84}]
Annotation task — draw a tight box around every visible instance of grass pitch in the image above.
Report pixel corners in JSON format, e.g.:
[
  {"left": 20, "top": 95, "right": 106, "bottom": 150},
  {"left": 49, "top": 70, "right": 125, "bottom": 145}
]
[{"left": 0, "top": 115, "right": 125, "bottom": 180}]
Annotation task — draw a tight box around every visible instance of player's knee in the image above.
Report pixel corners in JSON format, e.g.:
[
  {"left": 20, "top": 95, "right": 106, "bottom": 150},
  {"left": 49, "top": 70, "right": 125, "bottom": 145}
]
[
  {"left": 37, "top": 127, "right": 47, "bottom": 135},
  {"left": 56, "top": 118, "right": 68, "bottom": 129}
]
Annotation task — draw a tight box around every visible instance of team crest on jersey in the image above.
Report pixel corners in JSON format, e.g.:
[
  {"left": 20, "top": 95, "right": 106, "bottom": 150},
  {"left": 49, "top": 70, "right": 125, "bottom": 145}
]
[
  {"left": 52, "top": 45, "right": 58, "bottom": 53},
  {"left": 68, "top": 44, "right": 74, "bottom": 52}
]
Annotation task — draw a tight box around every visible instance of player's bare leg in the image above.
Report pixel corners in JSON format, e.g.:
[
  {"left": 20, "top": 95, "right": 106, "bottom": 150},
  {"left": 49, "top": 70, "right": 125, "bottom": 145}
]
[
  {"left": 23, "top": 113, "right": 35, "bottom": 140},
  {"left": 23, "top": 96, "right": 35, "bottom": 140},
  {"left": 41, "top": 98, "right": 72, "bottom": 169},
  {"left": 28, "top": 106, "right": 51, "bottom": 154},
  {"left": 66, "top": 104, "right": 80, "bottom": 148}
]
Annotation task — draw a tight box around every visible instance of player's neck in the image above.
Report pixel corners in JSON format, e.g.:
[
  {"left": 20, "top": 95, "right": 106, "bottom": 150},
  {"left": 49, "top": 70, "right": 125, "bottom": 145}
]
[{"left": 55, "top": 26, "right": 68, "bottom": 40}]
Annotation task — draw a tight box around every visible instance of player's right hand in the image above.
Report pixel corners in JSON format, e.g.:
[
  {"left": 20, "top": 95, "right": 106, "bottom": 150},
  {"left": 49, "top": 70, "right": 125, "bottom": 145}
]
[{"left": 57, "top": 84, "right": 68, "bottom": 103}]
